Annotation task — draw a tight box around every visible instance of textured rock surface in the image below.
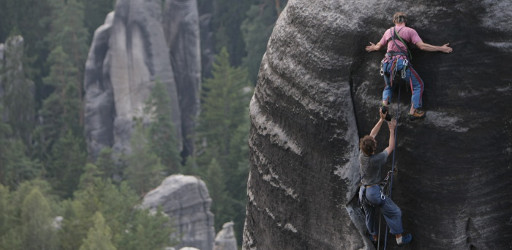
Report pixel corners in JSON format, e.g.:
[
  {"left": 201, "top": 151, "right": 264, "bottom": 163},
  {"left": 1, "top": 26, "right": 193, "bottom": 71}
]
[
  {"left": 244, "top": 1, "right": 512, "bottom": 250},
  {"left": 85, "top": 0, "right": 201, "bottom": 159},
  {"left": 0, "top": 36, "right": 28, "bottom": 99},
  {"left": 0, "top": 36, "right": 34, "bottom": 135},
  {"left": 162, "top": 0, "right": 201, "bottom": 158},
  {"left": 84, "top": 12, "right": 116, "bottom": 158},
  {"left": 142, "top": 175, "right": 215, "bottom": 250},
  {"left": 214, "top": 221, "right": 237, "bottom": 250}
]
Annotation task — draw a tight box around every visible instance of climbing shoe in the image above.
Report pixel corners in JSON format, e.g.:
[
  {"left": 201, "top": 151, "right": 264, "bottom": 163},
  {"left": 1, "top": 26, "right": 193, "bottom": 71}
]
[
  {"left": 396, "top": 233, "right": 412, "bottom": 246},
  {"left": 408, "top": 109, "right": 425, "bottom": 121}
]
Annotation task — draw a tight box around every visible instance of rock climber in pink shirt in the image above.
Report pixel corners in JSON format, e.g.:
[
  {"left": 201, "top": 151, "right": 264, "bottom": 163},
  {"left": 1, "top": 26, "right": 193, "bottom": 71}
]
[{"left": 366, "top": 12, "right": 453, "bottom": 120}]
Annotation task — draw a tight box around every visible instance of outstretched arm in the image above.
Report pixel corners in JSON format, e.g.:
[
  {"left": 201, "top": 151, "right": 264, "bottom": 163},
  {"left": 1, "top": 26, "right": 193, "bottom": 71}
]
[
  {"left": 366, "top": 42, "right": 383, "bottom": 52},
  {"left": 416, "top": 42, "right": 453, "bottom": 53},
  {"left": 384, "top": 119, "right": 397, "bottom": 155},
  {"left": 370, "top": 110, "right": 387, "bottom": 138}
]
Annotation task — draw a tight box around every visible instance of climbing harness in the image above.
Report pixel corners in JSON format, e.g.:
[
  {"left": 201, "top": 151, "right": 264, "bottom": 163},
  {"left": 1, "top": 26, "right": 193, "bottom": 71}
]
[{"left": 380, "top": 27, "right": 412, "bottom": 88}]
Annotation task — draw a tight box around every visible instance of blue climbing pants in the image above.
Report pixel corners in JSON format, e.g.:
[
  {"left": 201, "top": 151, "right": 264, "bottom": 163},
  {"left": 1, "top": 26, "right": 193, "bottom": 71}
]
[
  {"left": 360, "top": 185, "right": 404, "bottom": 236},
  {"left": 382, "top": 59, "right": 424, "bottom": 109}
]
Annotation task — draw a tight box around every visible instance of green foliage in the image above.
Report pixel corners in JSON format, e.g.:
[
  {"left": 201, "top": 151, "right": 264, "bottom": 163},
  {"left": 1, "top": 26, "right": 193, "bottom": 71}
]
[
  {"left": 0, "top": 0, "right": 52, "bottom": 96},
  {"left": 79, "top": 212, "right": 117, "bottom": 250},
  {"left": 241, "top": 0, "right": 286, "bottom": 84},
  {"left": 205, "top": 158, "right": 233, "bottom": 227},
  {"left": 197, "top": 47, "right": 251, "bottom": 234},
  {"left": 59, "top": 165, "right": 176, "bottom": 250},
  {"left": 0, "top": 181, "right": 59, "bottom": 250},
  {"left": 33, "top": 46, "right": 83, "bottom": 162},
  {"left": 47, "top": 0, "right": 89, "bottom": 77},
  {"left": 0, "top": 139, "right": 40, "bottom": 188},
  {"left": 0, "top": 105, "right": 40, "bottom": 188},
  {"left": 32, "top": 45, "right": 86, "bottom": 197},
  {"left": 95, "top": 147, "right": 120, "bottom": 181},
  {"left": 210, "top": 0, "right": 252, "bottom": 65},
  {"left": 145, "top": 81, "right": 182, "bottom": 174},
  {"left": 21, "top": 187, "right": 56, "bottom": 250},
  {"left": 58, "top": 166, "right": 137, "bottom": 250},
  {"left": 124, "top": 119, "right": 165, "bottom": 196},
  {"left": 198, "top": 47, "right": 251, "bottom": 167},
  {"left": 48, "top": 130, "right": 87, "bottom": 198},
  {"left": 117, "top": 208, "right": 177, "bottom": 250},
  {"left": 0, "top": 185, "right": 9, "bottom": 237},
  {"left": 81, "top": 0, "right": 115, "bottom": 41}
]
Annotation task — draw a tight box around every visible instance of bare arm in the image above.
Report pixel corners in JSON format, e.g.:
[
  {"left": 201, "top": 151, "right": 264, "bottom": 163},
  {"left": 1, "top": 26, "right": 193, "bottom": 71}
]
[
  {"left": 384, "top": 119, "right": 397, "bottom": 155},
  {"left": 416, "top": 42, "right": 453, "bottom": 53},
  {"left": 370, "top": 110, "right": 387, "bottom": 138},
  {"left": 366, "top": 42, "right": 383, "bottom": 52}
]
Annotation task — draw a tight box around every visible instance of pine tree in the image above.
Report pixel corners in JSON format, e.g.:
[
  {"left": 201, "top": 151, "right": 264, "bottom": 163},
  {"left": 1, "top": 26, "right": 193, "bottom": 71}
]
[
  {"left": 33, "top": 46, "right": 82, "bottom": 161},
  {"left": 47, "top": 0, "right": 89, "bottom": 80},
  {"left": 95, "top": 147, "right": 119, "bottom": 181},
  {"left": 58, "top": 168, "right": 133, "bottom": 250},
  {"left": 79, "top": 212, "right": 117, "bottom": 250},
  {"left": 241, "top": 0, "right": 287, "bottom": 84},
  {"left": 21, "top": 187, "right": 56, "bottom": 250},
  {"left": 0, "top": 184, "right": 9, "bottom": 238},
  {"left": 33, "top": 46, "right": 86, "bottom": 197},
  {"left": 197, "top": 47, "right": 251, "bottom": 168},
  {"left": 0, "top": 104, "right": 39, "bottom": 188},
  {"left": 48, "top": 130, "right": 86, "bottom": 198},
  {"left": 209, "top": 0, "right": 252, "bottom": 65},
  {"left": 197, "top": 47, "right": 251, "bottom": 233},
  {"left": 145, "top": 81, "right": 182, "bottom": 174},
  {"left": 205, "top": 158, "right": 233, "bottom": 229},
  {"left": 124, "top": 119, "right": 164, "bottom": 196},
  {"left": 117, "top": 208, "right": 177, "bottom": 250}
]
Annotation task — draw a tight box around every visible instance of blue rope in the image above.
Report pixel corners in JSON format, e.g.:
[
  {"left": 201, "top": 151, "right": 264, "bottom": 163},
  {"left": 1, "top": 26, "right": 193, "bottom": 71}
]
[{"left": 382, "top": 83, "right": 401, "bottom": 250}]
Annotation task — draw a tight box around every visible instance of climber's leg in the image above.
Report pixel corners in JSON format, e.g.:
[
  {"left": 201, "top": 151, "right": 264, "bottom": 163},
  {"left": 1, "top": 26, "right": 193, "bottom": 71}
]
[
  {"left": 382, "top": 62, "right": 393, "bottom": 106},
  {"left": 408, "top": 66, "right": 425, "bottom": 115}
]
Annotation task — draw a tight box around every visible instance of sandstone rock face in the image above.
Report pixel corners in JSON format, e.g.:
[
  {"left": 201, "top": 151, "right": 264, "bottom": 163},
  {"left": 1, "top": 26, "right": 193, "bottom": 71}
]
[
  {"left": 0, "top": 36, "right": 27, "bottom": 99},
  {"left": 142, "top": 175, "right": 215, "bottom": 250},
  {"left": 84, "top": 12, "right": 116, "bottom": 158},
  {"left": 244, "top": 1, "right": 512, "bottom": 250},
  {"left": 0, "top": 36, "right": 34, "bottom": 138},
  {"left": 84, "top": 0, "right": 202, "bottom": 159},
  {"left": 214, "top": 221, "right": 237, "bottom": 250},
  {"left": 162, "top": 0, "right": 201, "bottom": 158}
]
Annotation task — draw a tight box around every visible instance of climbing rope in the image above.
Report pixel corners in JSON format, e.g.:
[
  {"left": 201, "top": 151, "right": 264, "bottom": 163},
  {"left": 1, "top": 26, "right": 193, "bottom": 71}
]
[{"left": 382, "top": 81, "right": 402, "bottom": 250}]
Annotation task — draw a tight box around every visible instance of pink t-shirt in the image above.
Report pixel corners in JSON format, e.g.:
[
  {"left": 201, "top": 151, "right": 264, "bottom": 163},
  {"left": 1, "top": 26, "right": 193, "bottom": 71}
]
[{"left": 378, "top": 25, "right": 423, "bottom": 53}]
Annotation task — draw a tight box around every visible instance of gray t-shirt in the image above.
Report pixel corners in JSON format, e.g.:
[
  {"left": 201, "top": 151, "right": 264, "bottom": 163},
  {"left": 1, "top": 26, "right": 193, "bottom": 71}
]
[{"left": 359, "top": 150, "right": 389, "bottom": 186}]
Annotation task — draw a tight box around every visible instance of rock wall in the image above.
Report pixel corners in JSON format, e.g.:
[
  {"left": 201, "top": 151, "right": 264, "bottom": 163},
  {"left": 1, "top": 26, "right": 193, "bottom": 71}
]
[
  {"left": 244, "top": 1, "right": 512, "bottom": 250},
  {"left": 214, "top": 221, "right": 237, "bottom": 250},
  {"left": 142, "top": 175, "right": 215, "bottom": 250},
  {"left": 84, "top": 0, "right": 202, "bottom": 159},
  {"left": 162, "top": 0, "right": 201, "bottom": 158},
  {"left": 0, "top": 35, "right": 34, "bottom": 140}
]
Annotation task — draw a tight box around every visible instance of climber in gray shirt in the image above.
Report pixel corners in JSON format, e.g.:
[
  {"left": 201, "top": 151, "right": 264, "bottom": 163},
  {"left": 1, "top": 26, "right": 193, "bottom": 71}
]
[{"left": 358, "top": 110, "right": 412, "bottom": 246}]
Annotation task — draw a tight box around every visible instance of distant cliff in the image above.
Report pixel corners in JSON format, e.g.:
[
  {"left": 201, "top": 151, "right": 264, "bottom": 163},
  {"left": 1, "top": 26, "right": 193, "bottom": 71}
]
[
  {"left": 84, "top": 0, "right": 201, "bottom": 159},
  {"left": 244, "top": 1, "right": 512, "bottom": 249}
]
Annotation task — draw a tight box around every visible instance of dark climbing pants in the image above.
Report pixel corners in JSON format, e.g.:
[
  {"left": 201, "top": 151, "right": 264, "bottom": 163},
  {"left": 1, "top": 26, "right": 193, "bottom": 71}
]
[
  {"left": 360, "top": 185, "right": 404, "bottom": 236},
  {"left": 382, "top": 59, "right": 424, "bottom": 109}
]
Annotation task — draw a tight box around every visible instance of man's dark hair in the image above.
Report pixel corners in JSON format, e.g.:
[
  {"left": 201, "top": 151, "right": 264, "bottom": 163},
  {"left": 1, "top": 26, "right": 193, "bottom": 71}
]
[
  {"left": 360, "top": 135, "right": 377, "bottom": 156},
  {"left": 393, "top": 12, "right": 407, "bottom": 24}
]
